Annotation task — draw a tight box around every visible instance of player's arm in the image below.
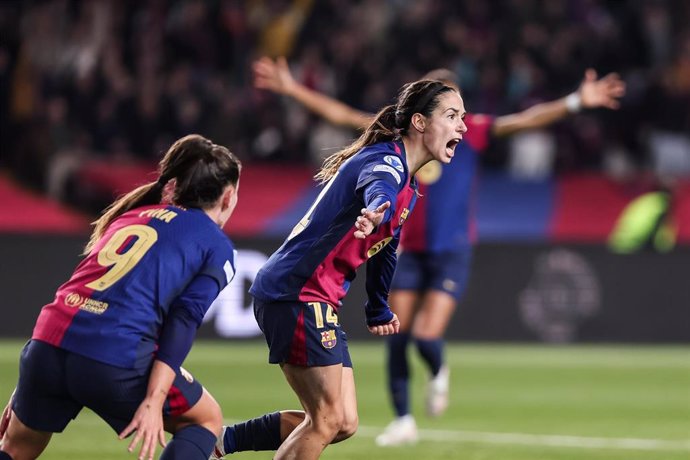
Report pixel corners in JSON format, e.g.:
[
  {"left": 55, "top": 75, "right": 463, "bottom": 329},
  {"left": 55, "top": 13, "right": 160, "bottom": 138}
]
[
  {"left": 253, "top": 56, "right": 373, "bottom": 130},
  {"left": 154, "top": 244, "right": 235, "bottom": 367},
  {"left": 364, "top": 238, "right": 400, "bottom": 335},
  {"left": 354, "top": 154, "right": 404, "bottom": 238},
  {"left": 119, "top": 360, "right": 173, "bottom": 460},
  {"left": 155, "top": 275, "right": 219, "bottom": 368},
  {"left": 354, "top": 179, "right": 398, "bottom": 238},
  {"left": 492, "top": 69, "right": 626, "bottom": 137}
]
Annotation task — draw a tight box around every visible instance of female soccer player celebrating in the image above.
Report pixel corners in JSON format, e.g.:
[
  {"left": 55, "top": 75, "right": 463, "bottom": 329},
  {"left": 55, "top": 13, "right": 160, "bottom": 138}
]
[
  {"left": 212, "top": 79, "right": 466, "bottom": 460},
  {"left": 0, "top": 134, "right": 241, "bottom": 460}
]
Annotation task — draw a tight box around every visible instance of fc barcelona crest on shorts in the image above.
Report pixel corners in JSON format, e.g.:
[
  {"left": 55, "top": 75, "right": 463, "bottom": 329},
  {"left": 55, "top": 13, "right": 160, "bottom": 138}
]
[{"left": 320, "top": 330, "right": 337, "bottom": 349}]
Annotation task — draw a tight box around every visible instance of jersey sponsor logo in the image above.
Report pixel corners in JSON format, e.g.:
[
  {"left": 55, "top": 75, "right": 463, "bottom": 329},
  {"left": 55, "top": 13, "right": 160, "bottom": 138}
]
[
  {"left": 320, "top": 330, "right": 337, "bottom": 349},
  {"left": 383, "top": 155, "right": 404, "bottom": 172},
  {"left": 416, "top": 160, "right": 442, "bottom": 184},
  {"left": 399, "top": 208, "right": 410, "bottom": 225},
  {"left": 65, "top": 292, "right": 84, "bottom": 307},
  {"left": 372, "top": 165, "right": 401, "bottom": 184},
  {"left": 64, "top": 292, "right": 108, "bottom": 314},
  {"left": 79, "top": 298, "right": 109, "bottom": 314},
  {"left": 367, "top": 237, "right": 392, "bottom": 258},
  {"left": 179, "top": 366, "right": 195, "bottom": 383}
]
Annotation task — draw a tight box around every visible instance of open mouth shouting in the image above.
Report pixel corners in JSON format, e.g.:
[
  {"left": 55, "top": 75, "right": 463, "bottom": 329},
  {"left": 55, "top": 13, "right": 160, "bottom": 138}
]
[{"left": 446, "top": 137, "right": 462, "bottom": 157}]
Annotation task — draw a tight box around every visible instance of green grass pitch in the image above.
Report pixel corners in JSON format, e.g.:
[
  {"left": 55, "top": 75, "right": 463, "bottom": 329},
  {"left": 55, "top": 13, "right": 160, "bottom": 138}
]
[{"left": 0, "top": 340, "right": 688, "bottom": 459}]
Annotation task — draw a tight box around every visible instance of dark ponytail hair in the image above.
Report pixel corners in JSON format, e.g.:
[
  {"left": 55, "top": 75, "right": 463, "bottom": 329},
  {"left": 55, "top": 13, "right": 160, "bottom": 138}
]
[
  {"left": 85, "top": 134, "right": 241, "bottom": 253},
  {"left": 315, "top": 79, "right": 456, "bottom": 183}
]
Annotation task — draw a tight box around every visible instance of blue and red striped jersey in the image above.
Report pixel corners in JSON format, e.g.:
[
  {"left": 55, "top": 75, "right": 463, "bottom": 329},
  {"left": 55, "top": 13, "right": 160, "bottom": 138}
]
[
  {"left": 32, "top": 204, "right": 236, "bottom": 369},
  {"left": 401, "top": 113, "right": 494, "bottom": 253},
  {"left": 250, "top": 141, "right": 417, "bottom": 316}
]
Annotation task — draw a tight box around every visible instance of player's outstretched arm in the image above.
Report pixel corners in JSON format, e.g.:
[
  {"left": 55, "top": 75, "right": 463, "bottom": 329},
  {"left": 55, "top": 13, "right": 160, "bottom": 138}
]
[
  {"left": 492, "top": 68, "right": 626, "bottom": 137},
  {"left": 252, "top": 56, "right": 373, "bottom": 130}
]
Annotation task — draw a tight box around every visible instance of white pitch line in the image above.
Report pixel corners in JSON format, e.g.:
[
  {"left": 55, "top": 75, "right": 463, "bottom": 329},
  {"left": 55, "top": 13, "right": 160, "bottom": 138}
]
[
  {"left": 354, "top": 425, "right": 690, "bottom": 452},
  {"left": 68, "top": 415, "right": 690, "bottom": 453}
]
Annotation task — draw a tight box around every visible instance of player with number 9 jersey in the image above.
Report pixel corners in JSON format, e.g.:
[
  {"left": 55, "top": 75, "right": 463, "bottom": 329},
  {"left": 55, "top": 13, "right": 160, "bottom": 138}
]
[
  {"left": 1, "top": 134, "right": 241, "bottom": 460},
  {"left": 32, "top": 203, "right": 236, "bottom": 370}
]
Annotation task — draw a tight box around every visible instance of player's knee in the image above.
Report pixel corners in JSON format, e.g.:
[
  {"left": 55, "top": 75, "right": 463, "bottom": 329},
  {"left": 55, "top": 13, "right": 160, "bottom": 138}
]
[
  {"left": 2, "top": 440, "right": 37, "bottom": 460},
  {"left": 0, "top": 420, "right": 48, "bottom": 460},
  {"left": 310, "top": 407, "right": 344, "bottom": 441},
  {"left": 412, "top": 319, "right": 446, "bottom": 340},
  {"left": 0, "top": 445, "right": 15, "bottom": 460},
  {"left": 338, "top": 412, "right": 358, "bottom": 440},
  {"left": 203, "top": 399, "right": 224, "bottom": 436},
  {"left": 191, "top": 393, "right": 223, "bottom": 436}
]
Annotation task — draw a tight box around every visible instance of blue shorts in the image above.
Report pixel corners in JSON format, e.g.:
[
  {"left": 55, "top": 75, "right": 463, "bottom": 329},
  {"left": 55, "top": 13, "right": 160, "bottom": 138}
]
[
  {"left": 391, "top": 250, "right": 473, "bottom": 301},
  {"left": 254, "top": 299, "right": 352, "bottom": 368},
  {"left": 12, "top": 340, "right": 204, "bottom": 433}
]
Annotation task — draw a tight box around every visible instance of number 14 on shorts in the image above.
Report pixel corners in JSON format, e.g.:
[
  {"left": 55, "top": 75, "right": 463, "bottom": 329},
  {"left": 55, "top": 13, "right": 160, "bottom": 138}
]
[{"left": 308, "top": 302, "right": 339, "bottom": 328}]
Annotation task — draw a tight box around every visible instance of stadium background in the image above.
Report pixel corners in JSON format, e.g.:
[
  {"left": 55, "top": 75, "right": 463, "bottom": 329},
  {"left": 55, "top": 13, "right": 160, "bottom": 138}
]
[{"left": 0, "top": 1, "right": 688, "bottom": 459}]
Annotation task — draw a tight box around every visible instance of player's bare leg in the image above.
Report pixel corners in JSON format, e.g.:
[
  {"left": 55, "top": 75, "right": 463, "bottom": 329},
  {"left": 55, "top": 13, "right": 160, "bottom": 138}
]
[
  {"left": 413, "top": 290, "right": 456, "bottom": 339},
  {"left": 242, "top": 367, "right": 357, "bottom": 445},
  {"left": 210, "top": 369, "right": 356, "bottom": 459},
  {"left": 0, "top": 410, "right": 52, "bottom": 460},
  {"left": 334, "top": 366, "right": 358, "bottom": 442},
  {"left": 388, "top": 290, "right": 420, "bottom": 332},
  {"left": 276, "top": 363, "right": 345, "bottom": 460}
]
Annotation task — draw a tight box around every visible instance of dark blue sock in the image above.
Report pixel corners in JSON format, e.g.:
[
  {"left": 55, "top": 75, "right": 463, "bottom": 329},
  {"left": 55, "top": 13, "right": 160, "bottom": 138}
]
[
  {"left": 386, "top": 332, "right": 411, "bottom": 417},
  {"left": 224, "top": 411, "right": 281, "bottom": 453},
  {"left": 415, "top": 337, "right": 444, "bottom": 376},
  {"left": 159, "top": 424, "right": 216, "bottom": 460},
  {"left": 0, "top": 450, "right": 13, "bottom": 460}
]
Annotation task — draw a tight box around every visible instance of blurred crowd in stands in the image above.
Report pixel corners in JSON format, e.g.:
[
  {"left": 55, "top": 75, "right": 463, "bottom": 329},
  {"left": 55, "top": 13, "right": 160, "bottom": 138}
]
[{"left": 0, "top": 0, "right": 688, "bottom": 204}]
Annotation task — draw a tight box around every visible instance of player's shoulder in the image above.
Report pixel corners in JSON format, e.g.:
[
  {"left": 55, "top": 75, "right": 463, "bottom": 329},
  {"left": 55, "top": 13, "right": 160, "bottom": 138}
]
[
  {"left": 359, "top": 141, "right": 399, "bottom": 157},
  {"left": 177, "top": 218, "right": 234, "bottom": 265},
  {"left": 358, "top": 142, "right": 406, "bottom": 168}
]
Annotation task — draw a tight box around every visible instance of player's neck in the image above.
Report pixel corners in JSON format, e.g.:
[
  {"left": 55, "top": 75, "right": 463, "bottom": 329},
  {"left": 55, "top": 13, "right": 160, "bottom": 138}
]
[{"left": 401, "top": 137, "right": 430, "bottom": 176}]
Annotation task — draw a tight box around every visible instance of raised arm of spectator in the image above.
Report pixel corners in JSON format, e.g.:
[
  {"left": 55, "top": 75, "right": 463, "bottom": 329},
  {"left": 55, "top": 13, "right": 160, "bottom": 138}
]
[
  {"left": 492, "top": 69, "right": 626, "bottom": 137},
  {"left": 253, "top": 56, "right": 373, "bottom": 130}
]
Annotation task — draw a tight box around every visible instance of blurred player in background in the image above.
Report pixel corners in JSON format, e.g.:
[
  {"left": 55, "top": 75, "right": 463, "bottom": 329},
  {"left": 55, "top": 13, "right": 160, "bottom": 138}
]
[
  {"left": 0, "top": 135, "right": 241, "bottom": 460},
  {"left": 252, "top": 56, "right": 626, "bottom": 446},
  {"left": 212, "top": 79, "right": 466, "bottom": 460}
]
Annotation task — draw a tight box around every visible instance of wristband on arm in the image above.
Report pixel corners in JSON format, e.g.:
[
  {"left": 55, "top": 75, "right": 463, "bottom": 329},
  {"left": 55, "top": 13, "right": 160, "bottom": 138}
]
[{"left": 565, "top": 92, "right": 582, "bottom": 113}]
